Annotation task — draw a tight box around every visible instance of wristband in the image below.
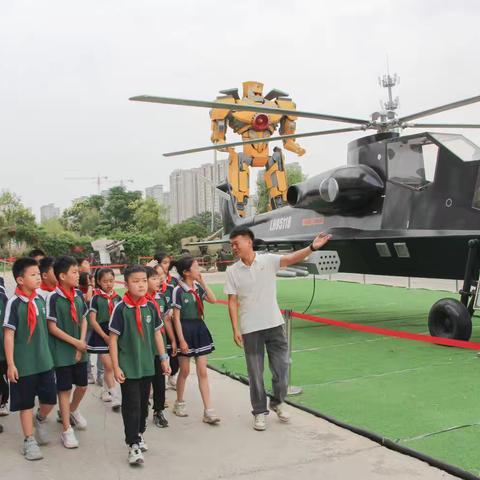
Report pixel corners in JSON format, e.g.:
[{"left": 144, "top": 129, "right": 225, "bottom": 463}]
[
  {"left": 309, "top": 243, "right": 317, "bottom": 252},
  {"left": 159, "top": 353, "right": 169, "bottom": 361}
]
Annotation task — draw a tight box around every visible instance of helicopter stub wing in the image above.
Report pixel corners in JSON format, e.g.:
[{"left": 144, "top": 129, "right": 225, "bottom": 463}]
[
  {"left": 163, "top": 126, "right": 368, "bottom": 157},
  {"left": 129, "top": 95, "right": 370, "bottom": 125}
]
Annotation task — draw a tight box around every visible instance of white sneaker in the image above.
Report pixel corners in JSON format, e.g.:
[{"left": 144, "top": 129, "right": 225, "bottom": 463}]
[
  {"left": 111, "top": 394, "right": 121, "bottom": 412},
  {"left": 128, "top": 444, "right": 144, "bottom": 465},
  {"left": 172, "top": 400, "right": 188, "bottom": 417},
  {"left": 34, "top": 412, "right": 49, "bottom": 445},
  {"left": 61, "top": 426, "right": 79, "bottom": 449},
  {"left": 70, "top": 410, "right": 87, "bottom": 430},
  {"left": 22, "top": 436, "right": 43, "bottom": 460},
  {"left": 167, "top": 375, "right": 177, "bottom": 390},
  {"left": 101, "top": 389, "right": 112, "bottom": 402},
  {"left": 253, "top": 413, "right": 267, "bottom": 431},
  {"left": 270, "top": 403, "right": 291, "bottom": 423},
  {"left": 0, "top": 404, "right": 9, "bottom": 416},
  {"left": 203, "top": 408, "right": 220, "bottom": 425},
  {"left": 138, "top": 434, "right": 148, "bottom": 452}
]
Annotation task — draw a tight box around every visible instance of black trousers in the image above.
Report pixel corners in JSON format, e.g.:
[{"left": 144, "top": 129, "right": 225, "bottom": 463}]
[
  {"left": 0, "top": 361, "right": 9, "bottom": 405},
  {"left": 152, "top": 356, "right": 165, "bottom": 412},
  {"left": 120, "top": 376, "right": 152, "bottom": 446}
]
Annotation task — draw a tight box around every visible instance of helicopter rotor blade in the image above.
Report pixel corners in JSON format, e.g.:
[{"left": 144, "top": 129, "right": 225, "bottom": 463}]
[
  {"left": 399, "top": 94, "right": 480, "bottom": 123},
  {"left": 163, "top": 126, "right": 369, "bottom": 157},
  {"left": 403, "top": 123, "right": 480, "bottom": 129},
  {"left": 130, "top": 95, "right": 370, "bottom": 126}
]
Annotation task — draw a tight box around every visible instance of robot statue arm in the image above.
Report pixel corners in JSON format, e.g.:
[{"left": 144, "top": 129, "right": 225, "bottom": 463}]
[
  {"left": 210, "top": 96, "right": 234, "bottom": 144},
  {"left": 279, "top": 116, "right": 306, "bottom": 156}
]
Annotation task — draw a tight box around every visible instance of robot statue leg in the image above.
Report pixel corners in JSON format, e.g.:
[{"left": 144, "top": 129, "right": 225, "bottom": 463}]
[
  {"left": 264, "top": 147, "right": 288, "bottom": 210},
  {"left": 227, "top": 148, "right": 251, "bottom": 217}
]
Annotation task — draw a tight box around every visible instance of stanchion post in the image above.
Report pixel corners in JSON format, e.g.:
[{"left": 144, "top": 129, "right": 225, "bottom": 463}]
[{"left": 284, "top": 309, "right": 303, "bottom": 396}]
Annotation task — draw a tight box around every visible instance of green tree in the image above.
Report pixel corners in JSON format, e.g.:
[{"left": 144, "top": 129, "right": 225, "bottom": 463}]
[
  {"left": 104, "top": 186, "right": 142, "bottom": 232},
  {"left": 190, "top": 211, "right": 222, "bottom": 232},
  {"left": 255, "top": 164, "right": 306, "bottom": 214},
  {"left": 133, "top": 198, "right": 169, "bottom": 234},
  {"left": 0, "top": 191, "right": 39, "bottom": 246},
  {"left": 167, "top": 219, "right": 208, "bottom": 253},
  {"left": 61, "top": 195, "right": 105, "bottom": 235}
]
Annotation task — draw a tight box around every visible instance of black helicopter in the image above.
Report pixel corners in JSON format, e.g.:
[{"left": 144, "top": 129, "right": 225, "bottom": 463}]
[{"left": 130, "top": 74, "right": 480, "bottom": 342}]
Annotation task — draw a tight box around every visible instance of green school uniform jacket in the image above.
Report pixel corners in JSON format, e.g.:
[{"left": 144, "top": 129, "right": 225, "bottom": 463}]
[
  {"left": 108, "top": 300, "right": 163, "bottom": 379},
  {"left": 172, "top": 281, "right": 207, "bottom": 321},
  {"left": 46, "top": 288, "right": 88, "bottom": 368},
  {"left": 89, "top": 293, "right": 121, "bottom": 324},
  {"left": 3, "top": 293, "right": 54, "bottom": 377}
]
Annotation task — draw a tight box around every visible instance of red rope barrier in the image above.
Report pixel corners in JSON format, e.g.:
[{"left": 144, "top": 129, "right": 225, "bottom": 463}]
[{"left": 213, "top": 300, "right": 480, "bottom": 350}]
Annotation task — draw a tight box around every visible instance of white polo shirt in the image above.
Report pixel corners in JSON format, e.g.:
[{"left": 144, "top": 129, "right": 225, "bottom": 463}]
[{"left": 224, "top": 253, "right": 284, "bottom": 335}]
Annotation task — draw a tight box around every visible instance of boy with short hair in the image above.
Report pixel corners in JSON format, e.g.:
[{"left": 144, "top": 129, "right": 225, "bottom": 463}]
[
  {"left": 109, "top": 265, "right": 171, "bottom": 465},
  {"left": 37, "top": 257, "right": 57, "bottom": 302},
  {"left": 3, "top": 258, "right": 56, "bottom": 460},
  {"left": 47, "top": 256, "right": 88, "bottom": 449}
]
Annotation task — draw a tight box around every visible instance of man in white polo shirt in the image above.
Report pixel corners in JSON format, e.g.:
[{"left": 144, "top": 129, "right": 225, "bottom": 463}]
[{"left": 225, "top": 226, "right": 331, "bottom": 431}]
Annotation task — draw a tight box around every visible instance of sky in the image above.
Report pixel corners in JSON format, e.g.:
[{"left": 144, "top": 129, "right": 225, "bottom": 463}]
[{"left": 2, "top": 0, "right": 480, "bottom": 219}]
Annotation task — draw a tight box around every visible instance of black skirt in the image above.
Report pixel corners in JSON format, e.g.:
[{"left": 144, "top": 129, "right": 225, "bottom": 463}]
[
  {"left": 177, "top": 319, "right": 215, "bottom": 357},
  {"left": 87, "top": 322, "right": 110, "bottom": 354}
]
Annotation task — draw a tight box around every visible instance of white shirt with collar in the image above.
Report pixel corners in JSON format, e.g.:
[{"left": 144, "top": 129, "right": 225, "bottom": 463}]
[{"left": 224, "top": 253, "right": 284, "bottom": 335}]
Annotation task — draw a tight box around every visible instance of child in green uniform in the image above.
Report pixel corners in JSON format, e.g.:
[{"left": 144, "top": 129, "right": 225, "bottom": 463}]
[
  {"left": 0, "top": 282, "right": 9, "bottom": 430},
  {"left": 153, "top": 251, "right": 179, "bottom": 388},
  {"left": 4, "top": 258, "right": 56, "bottom": 460},
  {"left": 145, "top": 266, "right": 174, "bottom": 428},
  {"left": 46, "top": 256, "right": 89, "bottom": 449},
  {"left": 171, "top": 256, "right": 220, "bottom": 424},
  {"left": 109, "top": 265, "right": 171, "bottom": 465},
  {"left": 87, "top": 268, "right": 121, "bottom": 410}
]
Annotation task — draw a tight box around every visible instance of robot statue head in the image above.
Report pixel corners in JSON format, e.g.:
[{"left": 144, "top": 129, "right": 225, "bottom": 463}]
[{"left": 242, "top": 81, "right": 264, "bottom": 102}]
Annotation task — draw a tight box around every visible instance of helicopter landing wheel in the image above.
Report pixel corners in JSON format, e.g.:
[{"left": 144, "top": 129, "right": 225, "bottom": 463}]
[{"left": 428, "top": 298, "right": 472, "bottom": 341}]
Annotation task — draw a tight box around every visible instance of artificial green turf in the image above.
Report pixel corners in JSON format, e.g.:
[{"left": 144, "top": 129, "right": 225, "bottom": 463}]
[{"left": 205, "top": 279, "right": 480, "bottom": 475}]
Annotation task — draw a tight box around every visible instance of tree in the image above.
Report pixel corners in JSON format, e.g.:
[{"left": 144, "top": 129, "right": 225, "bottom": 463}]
[
  {"left": 167, "top": 219, "right": 208, "bottom": 253},
  {"left": 133, "top": 198, "right": 169, "bottom": 234},
  {"left": 190, "top": 211, "right": 222, "bottom": 232},
  {"left": 61, "top": 195, "right": 105, "bottom": 235},
  {"left": 255, "top": 164, "right": 307, "bottom": 214},
  {"left": 0, "top": 191, "right": 39, "bottom": 246},
  {"left": 103, "top": 186, "right": 142, "bottom": 232}
]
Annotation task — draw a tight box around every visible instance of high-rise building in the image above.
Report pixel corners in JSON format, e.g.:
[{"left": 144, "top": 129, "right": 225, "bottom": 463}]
[
  {"left": 40, "top": 203, "right": 60, "bottom": 223},
  {"left": 169, "top": 157, "right": 228, "bottom": 224}
]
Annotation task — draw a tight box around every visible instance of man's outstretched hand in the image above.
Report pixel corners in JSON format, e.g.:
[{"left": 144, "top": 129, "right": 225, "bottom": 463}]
[{"left": 311, "top": 232, "right": 332, "bottom": 251}]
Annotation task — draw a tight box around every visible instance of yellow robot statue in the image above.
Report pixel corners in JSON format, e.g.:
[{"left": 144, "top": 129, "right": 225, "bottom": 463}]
[{"left": 210, "top": 81, "right": 305, "bottom": 216}]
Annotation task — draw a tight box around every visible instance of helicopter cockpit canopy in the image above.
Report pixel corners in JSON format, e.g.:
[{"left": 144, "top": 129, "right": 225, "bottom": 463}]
[{"left": 387, "top": 135, "right": 439, "bottom": 191}]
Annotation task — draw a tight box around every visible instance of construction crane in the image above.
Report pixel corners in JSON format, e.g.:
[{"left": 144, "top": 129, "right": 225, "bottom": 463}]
[
  {"left": 107, "top": 178, "right": 134, "bottom": 188},
  {"left": 64, "top": 175, "right": 109, "bottom": 194}
]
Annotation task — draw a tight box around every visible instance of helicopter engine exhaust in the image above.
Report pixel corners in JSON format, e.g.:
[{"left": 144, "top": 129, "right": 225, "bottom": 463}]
[{"left": 287, "top": 165, "right": 384, "bottom": 214}]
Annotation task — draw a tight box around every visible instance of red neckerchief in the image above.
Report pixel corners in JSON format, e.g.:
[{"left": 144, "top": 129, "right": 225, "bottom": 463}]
[
  {"left": 146, "top": 292, "right": 166, "bottom": 334},
  {"left": 188, "top": 286, "right": 204, "bottom": 319},
  {"left": 160, "top": 281, "right": 168, "bottom": 294},
  {"left": 122, "top": 292, "right": 147, "bottom": 337},
  {"left": 94, "top": 288, "right": 118, "bottom": 315},
  {"left": 79, "top": 285, "right": 89, "bottom": 295},
  {"left": 40, "top": 282, "right": 56, "bottom": 292},
  {"left": 58, "top": 286, "right": 78, "bottom": 323},
  {"left": 145, "top": 292, "right": 161, "bottom": 316},
  {"left": 15, "top": 287, "right": 37, "bottom": 342}
]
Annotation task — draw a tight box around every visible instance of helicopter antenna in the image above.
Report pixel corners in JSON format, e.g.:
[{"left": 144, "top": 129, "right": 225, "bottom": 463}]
[{"left": 378, "top": 70, "right": 400, "bottom": 115}]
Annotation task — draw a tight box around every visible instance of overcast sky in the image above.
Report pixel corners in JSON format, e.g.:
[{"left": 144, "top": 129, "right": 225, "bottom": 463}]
[{"left": 2, "top": 0, "right": 480, "bottom": 219}]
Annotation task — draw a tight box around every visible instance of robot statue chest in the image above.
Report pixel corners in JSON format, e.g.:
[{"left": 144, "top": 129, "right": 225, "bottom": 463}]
[{"left": 231, "top": 110, "right": 282, "bottom": 132}]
